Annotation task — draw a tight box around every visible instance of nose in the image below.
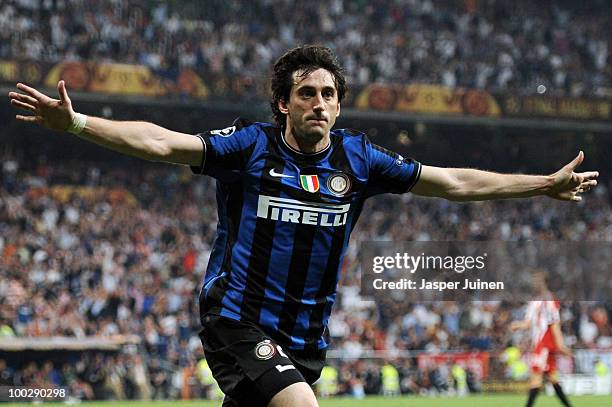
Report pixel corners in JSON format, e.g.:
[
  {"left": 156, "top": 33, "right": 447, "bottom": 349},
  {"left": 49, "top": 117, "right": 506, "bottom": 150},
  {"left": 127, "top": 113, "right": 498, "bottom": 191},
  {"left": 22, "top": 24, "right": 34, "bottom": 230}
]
[{"left": 312, "top": 92, "right": 325, "bottom": 112}]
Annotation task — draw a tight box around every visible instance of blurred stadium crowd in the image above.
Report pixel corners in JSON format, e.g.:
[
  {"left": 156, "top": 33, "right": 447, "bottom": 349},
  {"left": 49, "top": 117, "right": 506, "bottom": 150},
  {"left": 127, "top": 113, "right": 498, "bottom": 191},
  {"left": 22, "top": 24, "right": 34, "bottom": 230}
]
[
  {"left": 1, "top": 0, "right": 609, "bottom": 97},
  {"left": 1, "top": 156, "right": 610, "bottom": 399},
  {"left": 1, "top": 0, "right": 610, "bottom": 401}
]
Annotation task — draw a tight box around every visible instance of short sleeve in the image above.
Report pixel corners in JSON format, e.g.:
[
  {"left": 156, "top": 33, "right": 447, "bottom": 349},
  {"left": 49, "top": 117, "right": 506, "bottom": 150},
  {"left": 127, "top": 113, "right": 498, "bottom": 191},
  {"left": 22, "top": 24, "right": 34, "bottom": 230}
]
[
  {"left": 190, "top": 121, "right": 259, "bottom": 178},
  {"left": 545, "top": 301, "right": 561, "bottom": 325},
  {"left": 365, "top": 139, "right": 421, "bottom": 197}
]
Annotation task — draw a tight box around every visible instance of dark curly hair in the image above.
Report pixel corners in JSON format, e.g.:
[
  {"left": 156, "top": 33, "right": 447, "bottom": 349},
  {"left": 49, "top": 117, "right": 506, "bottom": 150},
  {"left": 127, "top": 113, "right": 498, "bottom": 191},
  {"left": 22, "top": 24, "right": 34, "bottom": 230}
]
[{"left": 270, "top": 45, "right": 347, "bottom": 126}]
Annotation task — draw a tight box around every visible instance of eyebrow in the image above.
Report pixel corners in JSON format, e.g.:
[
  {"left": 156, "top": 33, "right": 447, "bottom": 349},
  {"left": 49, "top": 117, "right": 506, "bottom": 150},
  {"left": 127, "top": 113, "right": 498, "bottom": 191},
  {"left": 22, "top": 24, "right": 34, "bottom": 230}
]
[{"left": 295, "top": 85, "right": 336, "bottom": 92}]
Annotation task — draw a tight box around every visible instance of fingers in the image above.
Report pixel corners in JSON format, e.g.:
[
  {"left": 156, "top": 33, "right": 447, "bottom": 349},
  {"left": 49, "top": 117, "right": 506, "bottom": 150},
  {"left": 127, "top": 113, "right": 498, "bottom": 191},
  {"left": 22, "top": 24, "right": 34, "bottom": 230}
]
[
  {"left": 10, "top": 99, "right": 37, "bottom": 112},
  {"left": 15, "top": 114, "right": 42, "bottom": 124},
  {"left": 16, "top": 82, "right": 47, "bottom": 101},
  {"left": 566, "top": 180, "right": 596, "bottom": 201},
  {"left": 57, "top": 80, "right": 71, "bottom": 104},
  {"left": 551, "top": 169, "right": 598, "bottom": 201},
  {"left": 8, "top": 91, "right": 38, "bottom": 105},
  {"left": 577, "top": 179, "right": 597, "bottom": 193},
  {"left": 566, "top": 151, "right": 584, "bottom": 171},
  {"left": 576, "top": 171, "right": 599, "bottom": 180},
  {"left": 571, "top": 182, "right": 595, "bottom": 200}
]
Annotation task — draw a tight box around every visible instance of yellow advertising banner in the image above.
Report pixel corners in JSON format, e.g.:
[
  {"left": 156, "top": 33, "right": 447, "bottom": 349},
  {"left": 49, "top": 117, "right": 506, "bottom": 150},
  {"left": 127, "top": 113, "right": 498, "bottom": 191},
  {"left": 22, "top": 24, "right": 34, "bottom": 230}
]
[
  {"left": 3, "top": 58, "right": 607, "bottom": 121},
  {"left": 27, "top": 185, "right": 138, "bottom": 206},
  {"left": 0, "top": 60, "right": 44, "bottom": 84},
  {"left": 88, "top": 63, "right": 166, "bottom": 95},
  {"left": 355, "top": 84, "right": 502, "bottom": 117},
  {"left": 502, "top": 95, "right": 610, "bottom": 121},
  {"left": 44, "top": 61, "right": 208, "bottom": 98},
  {"left": 482, "top": 380, "right": 531, "bottom": 393}
]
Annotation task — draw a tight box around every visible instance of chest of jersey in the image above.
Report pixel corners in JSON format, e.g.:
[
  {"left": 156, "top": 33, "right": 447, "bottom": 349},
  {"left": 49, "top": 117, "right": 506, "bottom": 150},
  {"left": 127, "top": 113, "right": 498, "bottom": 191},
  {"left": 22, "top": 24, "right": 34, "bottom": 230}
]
[{"left": 245, "top": 152, "right": 363, "bottom": 228}]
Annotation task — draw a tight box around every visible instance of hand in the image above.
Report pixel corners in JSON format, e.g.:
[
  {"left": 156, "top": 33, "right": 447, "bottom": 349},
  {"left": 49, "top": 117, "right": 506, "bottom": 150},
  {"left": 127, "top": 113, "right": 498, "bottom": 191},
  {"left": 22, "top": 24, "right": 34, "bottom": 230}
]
[
  {"left": 8, "top": 81, "right": 75, "bottom": 132},
  {"left": 546, "top": 151, "right": 599, "bottom": 202},
  {"left": 559, "top": 346, "right": 573, "bottom": 358},
  {"left": 509, "top": 321, "right": 523, "bottom": 331}
]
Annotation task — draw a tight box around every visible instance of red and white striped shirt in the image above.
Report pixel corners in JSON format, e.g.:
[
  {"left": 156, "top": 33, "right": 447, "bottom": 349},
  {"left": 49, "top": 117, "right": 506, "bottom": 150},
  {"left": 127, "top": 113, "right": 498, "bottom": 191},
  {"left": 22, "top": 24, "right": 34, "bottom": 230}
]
[{"left": 525, "top": 298, "right": 560, "bottom": 349}]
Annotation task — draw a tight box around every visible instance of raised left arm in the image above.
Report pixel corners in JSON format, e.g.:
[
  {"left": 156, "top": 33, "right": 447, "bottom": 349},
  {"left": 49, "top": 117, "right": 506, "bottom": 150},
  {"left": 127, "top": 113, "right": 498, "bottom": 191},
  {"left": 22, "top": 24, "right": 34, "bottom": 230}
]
[{"left": 411, "top": 151, "right": 599, "bottom": 202}]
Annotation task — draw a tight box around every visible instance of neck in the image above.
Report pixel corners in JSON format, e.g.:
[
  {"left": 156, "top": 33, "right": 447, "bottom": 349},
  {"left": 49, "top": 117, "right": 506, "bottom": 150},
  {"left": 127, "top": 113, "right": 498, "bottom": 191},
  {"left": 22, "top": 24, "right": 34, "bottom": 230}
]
[{"left": 283, "top": 126, "right": 330, "bottom": 154}]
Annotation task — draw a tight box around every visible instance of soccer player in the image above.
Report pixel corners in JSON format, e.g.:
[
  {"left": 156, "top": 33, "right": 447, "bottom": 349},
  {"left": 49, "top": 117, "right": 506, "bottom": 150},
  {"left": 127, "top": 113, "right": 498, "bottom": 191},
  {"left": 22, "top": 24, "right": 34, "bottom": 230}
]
[
  {"left": 8, "top": 46, "right": 598, "bottom": 407},
  {"left": 510, "top": 272, "right": 573, "bottom": 407}
]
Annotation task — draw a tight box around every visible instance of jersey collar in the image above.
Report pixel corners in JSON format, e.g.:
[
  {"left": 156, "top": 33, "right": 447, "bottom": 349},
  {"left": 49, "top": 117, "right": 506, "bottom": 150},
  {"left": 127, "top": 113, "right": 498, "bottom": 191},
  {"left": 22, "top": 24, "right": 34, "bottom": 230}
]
[{"left": 278, "top": 127, "right": 332, "bottom": 163}]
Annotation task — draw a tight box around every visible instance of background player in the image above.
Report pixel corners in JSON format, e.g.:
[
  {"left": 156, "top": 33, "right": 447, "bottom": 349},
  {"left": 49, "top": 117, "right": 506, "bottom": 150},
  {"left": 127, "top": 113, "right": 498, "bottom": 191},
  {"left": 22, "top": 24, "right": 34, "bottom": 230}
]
[
  {"left": 8, "top": 46, "right": 599, "bottom": 407},
  {"left": 511, "top": 272, "right": 573, "bottom": 407}
]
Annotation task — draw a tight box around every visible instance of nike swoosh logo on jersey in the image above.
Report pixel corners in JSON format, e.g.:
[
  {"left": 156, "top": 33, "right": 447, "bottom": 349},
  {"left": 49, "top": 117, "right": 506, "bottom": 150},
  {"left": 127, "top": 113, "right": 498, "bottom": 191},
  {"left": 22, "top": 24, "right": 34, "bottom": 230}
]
[{"left": 269, "top": 168, "right": 294, "bottom": 178}]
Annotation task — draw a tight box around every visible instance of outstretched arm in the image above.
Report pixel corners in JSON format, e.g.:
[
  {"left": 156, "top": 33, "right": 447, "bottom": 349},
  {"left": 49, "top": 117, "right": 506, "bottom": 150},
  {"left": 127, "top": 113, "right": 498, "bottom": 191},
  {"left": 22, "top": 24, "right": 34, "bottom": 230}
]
[
  {"left": 412, "top": 152, "right": 598, "bottom": 202},
  {"left": 8, "top": 81, "right": 202, "bottom": 165},
  {"left": 509, "top": 319, "right": 531, "bottom": 331}
]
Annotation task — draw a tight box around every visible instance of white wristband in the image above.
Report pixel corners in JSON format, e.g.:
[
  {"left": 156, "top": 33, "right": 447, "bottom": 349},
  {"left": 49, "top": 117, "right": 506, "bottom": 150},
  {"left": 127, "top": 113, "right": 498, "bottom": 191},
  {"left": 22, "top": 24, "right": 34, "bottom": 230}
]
[{"left": 66, "top": 113, "right": 87, "bottom": 135}]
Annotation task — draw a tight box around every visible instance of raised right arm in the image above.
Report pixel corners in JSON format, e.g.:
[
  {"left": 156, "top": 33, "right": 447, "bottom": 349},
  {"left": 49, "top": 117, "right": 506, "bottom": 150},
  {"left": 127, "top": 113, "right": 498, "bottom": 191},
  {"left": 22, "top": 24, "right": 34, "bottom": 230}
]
[{"left": 8, "top": 81, "right": 202, "bottom": 166}]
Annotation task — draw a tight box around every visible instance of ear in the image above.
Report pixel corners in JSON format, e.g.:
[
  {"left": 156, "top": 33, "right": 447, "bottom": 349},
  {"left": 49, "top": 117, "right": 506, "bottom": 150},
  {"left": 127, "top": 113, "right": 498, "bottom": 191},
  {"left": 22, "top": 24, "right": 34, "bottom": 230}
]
[
  {"left": 336, "top": 102, "right": 341, "bottom": 117},
  {"left": 278, "top": 99, "right": 289, "bottom": 115}
]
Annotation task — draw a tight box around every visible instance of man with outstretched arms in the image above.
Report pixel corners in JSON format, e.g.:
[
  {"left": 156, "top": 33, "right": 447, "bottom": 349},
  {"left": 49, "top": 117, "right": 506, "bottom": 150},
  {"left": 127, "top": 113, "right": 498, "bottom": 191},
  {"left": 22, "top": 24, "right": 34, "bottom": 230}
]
[{"left": 9, "top": 46, "right": 598, "bottom": 407}]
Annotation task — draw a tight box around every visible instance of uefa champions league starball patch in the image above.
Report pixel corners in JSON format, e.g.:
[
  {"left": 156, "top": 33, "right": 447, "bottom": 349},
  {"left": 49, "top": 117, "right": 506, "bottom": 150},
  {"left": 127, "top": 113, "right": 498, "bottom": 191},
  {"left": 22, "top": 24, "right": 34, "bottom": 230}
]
[
  {"left": 327, "top": 173, "right": 351, "bottom": 196},
  {"left": 254, "top": 340, "right": 276, "bottom": 360},
  {"left": 210, "top": 126, "right": 236, "bottom": 137}
]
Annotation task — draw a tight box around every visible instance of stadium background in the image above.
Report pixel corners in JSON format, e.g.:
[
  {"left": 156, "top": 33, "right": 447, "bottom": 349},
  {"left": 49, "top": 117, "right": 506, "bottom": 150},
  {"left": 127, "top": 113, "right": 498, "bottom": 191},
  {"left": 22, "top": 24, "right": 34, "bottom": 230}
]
[{"left": 0, "top": 0, "right": 610, "bottom": 405}]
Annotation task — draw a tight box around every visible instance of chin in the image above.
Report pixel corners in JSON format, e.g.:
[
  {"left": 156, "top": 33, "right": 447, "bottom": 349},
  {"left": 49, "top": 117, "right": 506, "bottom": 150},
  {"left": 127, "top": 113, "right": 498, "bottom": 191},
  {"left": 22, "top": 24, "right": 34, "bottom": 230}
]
[
  {"left": 298, "top": 127, "right": 327, "bottom": 143},
  {"left": 304, "top": 131, "right": 326, "bottom": 144}
]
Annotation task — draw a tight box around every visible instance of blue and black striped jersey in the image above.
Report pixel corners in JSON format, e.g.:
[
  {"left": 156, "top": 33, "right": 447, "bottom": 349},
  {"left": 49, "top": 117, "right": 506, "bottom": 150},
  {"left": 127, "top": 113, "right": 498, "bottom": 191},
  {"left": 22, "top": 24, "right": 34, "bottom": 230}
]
[{"left": 192, "top": 119, "right": 421, "bottom": 350}]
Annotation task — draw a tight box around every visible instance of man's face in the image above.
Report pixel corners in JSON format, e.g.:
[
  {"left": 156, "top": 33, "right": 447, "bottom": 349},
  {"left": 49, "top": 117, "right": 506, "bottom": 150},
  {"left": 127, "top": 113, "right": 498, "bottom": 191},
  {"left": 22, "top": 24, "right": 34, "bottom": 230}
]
[
  {"left": 532, "top": 272, "right": 548, "bottom": 293},
  {"left": 279, "top": 68, "right": 341, "bottom": 144}
]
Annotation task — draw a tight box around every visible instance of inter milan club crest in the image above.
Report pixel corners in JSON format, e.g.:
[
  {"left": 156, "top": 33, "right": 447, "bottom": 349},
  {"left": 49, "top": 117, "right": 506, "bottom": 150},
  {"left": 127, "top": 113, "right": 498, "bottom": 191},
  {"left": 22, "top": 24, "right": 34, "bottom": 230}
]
[
  {"left": 327, "top": 173, "right": 351, "bottom": 196},
  {"left": 254, "top": 340, "right": 276, "bottom": 360},
  {"left": 300, "top": 175, "right": 320, "bottom": 193}
]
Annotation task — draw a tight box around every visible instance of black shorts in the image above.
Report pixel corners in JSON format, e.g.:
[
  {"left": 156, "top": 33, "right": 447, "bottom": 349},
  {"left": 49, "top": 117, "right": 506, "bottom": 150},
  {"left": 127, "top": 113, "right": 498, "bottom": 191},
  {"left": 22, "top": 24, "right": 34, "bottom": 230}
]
[{"left": 199, "top": 313, "right": 326, "bottom": 407}]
